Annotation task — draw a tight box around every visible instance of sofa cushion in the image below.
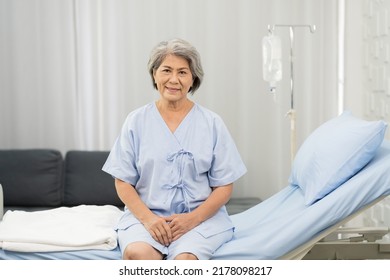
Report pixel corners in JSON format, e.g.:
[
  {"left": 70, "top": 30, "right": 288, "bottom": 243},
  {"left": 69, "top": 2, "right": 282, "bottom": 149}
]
[
  {"left": 63, "top": 151, "right": 123, "bottom": 207},
  {"left": 0, "top": 149, "right": 63, "bottom": 207}
]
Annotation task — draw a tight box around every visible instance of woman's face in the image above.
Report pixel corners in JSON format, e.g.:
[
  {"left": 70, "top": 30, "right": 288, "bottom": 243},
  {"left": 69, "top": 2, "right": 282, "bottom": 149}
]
[{"left": 153, "top": 54, "right": 193, "bottom": 103}]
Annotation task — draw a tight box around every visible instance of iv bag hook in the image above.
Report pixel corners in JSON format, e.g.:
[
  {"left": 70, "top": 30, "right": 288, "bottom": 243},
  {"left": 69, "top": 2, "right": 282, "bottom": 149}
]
[{"left": 267, "top": 24, "right": 316, "bottom": 110}]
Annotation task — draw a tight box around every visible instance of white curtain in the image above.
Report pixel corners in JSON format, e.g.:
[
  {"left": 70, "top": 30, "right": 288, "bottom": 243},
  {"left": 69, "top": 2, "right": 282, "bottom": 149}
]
[
  {"left": 0, "top": 0, "right": 339, "bottom": 200},
  {"left": 0, "top": 0, "right": 78, "bottom": 150}
]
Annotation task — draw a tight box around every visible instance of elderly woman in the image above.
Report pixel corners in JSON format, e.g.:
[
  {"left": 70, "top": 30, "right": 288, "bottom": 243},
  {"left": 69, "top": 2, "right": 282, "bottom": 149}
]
[{"left": 103, "top": 38, "right": 246, "bottom": 260}]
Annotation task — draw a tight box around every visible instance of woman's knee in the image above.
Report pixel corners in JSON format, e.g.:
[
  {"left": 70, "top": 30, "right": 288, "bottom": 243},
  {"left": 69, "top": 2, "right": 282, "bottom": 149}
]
[
  {"left": 174, "top": 252, "right": 198, "bottom": 260},
  {"left": 123, "top": 242, "right": 163, "bottom": 260}
]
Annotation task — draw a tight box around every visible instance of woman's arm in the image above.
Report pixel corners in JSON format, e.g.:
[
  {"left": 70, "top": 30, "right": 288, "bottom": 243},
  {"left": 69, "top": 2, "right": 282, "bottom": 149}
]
[
  {"left": 165, "top": 183, "right": 233, "bottom": 241},
  {"left": 115, "top": 178, "right": 172, "bottom": 246}
]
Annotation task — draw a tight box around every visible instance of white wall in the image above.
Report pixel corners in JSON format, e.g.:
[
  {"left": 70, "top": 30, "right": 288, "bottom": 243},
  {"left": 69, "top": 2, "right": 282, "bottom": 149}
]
[
  {"left": 0, "top": 0, "right": 339, "bottom": 200},
  {"left": 345, "top": 0, "right": 390, "bottom": 135},
  {"left": 344, "top": 1, "right": 364, "bottom": 117},
  {"left": 344, "top": 0, "right": 390, "bottom": 237}
]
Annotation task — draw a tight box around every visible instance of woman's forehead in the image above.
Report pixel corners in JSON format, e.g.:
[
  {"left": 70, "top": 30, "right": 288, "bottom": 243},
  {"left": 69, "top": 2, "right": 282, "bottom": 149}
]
[{"left": 160, "top": 54, "right": 190, "bottom": 68}]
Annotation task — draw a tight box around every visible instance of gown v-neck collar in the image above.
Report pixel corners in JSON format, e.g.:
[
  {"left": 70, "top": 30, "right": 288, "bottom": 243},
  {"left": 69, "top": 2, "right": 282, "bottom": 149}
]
[{"left": 153, "top": 101, "right": 196, "bottom": 137}]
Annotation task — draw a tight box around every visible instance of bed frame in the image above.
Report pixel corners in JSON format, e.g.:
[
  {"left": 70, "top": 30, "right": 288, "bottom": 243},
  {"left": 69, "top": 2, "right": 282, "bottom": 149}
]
[{"left": 280, "top": 196, "right": 389, "bottom": 259}]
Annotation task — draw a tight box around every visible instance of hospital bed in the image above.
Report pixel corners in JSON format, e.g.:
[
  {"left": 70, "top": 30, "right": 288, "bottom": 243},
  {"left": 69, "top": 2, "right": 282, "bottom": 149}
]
[
  {"left": 0, "top": 113, "right": 390, "bottom": 260},
  {"left": 215, "top": 140, "right": 390, "bottom": 260}
]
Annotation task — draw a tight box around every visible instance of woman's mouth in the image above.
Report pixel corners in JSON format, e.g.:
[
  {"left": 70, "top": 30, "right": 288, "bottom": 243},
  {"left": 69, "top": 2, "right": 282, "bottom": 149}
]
[{"left": 166, "top": 87, "right": 180, "bottom": 93}]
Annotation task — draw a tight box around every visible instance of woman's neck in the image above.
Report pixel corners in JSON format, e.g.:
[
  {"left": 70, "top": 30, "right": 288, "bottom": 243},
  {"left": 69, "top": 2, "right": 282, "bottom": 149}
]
[
  {"left": 156, "top": 98, "right": 194, "bottom": 133},
  {"left": 156, "top": 98, "right": 193, "bottom": 113}
]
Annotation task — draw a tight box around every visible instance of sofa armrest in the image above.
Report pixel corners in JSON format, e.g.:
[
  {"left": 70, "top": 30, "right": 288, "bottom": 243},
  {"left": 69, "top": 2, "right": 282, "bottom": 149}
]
[{"left": 0, "top": 183, "right": 3, "bottom": 220}]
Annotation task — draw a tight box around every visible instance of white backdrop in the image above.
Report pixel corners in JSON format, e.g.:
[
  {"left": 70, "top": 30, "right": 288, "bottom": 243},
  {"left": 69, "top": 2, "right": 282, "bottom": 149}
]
[
  {"left": 343, "top": 0, "right": 390, "bottom": 238},
  {"left": 0, "top": 0, "right": 339, "bottom": 200}
]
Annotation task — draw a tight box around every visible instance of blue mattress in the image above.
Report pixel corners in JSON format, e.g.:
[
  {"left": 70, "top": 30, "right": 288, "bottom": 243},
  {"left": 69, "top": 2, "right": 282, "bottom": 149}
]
[{"left": 1, "top": 141, "right": 390, "bottom": 260}]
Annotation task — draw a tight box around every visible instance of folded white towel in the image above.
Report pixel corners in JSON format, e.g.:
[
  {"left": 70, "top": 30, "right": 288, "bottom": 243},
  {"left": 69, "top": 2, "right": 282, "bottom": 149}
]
[{"left": 0, "top": 205, "right": 123, "bottom": 252}]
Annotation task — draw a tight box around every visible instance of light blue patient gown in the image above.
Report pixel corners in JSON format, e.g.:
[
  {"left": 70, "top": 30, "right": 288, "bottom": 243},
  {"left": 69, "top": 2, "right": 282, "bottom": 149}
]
[{"left": 102, "top": 102, "right": 247, "bottom": 241}]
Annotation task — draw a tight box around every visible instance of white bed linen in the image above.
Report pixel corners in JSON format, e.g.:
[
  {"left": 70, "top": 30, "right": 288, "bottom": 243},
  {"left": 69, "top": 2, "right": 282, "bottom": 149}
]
[
  {"left": 1, "top": 141, "right": 389, "bottom": 260},
  {"left": 0, "top": 205, "right": 122, "bottom": 252}
]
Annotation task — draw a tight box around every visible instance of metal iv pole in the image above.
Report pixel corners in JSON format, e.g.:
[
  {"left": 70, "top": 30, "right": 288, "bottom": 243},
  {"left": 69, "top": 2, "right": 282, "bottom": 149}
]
[{"left": 267, "top": 24, "right": 316, "bottom": 165}]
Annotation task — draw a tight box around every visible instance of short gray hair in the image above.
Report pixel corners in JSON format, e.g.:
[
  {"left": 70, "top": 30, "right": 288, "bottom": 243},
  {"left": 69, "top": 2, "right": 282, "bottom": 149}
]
[{"left": 147, "top": 38, "right": 204, "bottom": 94}]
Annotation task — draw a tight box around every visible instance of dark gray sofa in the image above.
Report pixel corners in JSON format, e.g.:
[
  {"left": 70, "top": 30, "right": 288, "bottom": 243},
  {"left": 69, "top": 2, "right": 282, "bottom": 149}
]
[
  {"left": 0, "top": 149, "right": 260, "bottom": 218},
  {"left": 0, "top": 149, "right": 123, "bottom": 217}
]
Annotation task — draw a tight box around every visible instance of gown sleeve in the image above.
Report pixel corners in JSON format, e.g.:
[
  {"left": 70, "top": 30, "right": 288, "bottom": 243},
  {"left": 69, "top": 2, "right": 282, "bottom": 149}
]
[
  {"left": 208, "top": 116, "right": 247, "bottom": 187},
  {"left": 102, "top": 113, "right": 139, "bottom": 186}
]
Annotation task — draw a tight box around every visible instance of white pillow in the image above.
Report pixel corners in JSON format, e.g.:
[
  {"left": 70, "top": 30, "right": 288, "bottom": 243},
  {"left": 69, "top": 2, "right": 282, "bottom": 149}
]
[{"left": 289, "top": 111, "right": 387, "bottom": 205}]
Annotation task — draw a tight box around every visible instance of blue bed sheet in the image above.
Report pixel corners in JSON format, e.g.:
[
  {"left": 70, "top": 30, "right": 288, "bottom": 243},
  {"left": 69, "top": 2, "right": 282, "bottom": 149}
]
[{"left": 1, "top": 141, "right": 390, "bottom": 260}]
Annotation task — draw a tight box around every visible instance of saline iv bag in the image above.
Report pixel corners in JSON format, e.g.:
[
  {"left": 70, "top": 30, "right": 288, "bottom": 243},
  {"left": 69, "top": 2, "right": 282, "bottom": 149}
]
[{"left": 262, "top": 34, "right": 282, "bottom": 93}]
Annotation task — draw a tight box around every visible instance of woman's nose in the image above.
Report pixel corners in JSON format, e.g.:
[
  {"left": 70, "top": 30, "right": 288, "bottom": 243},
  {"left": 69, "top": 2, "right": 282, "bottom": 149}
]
[{"left": 169, "top": 73, "right": 179, "bottom": 83}]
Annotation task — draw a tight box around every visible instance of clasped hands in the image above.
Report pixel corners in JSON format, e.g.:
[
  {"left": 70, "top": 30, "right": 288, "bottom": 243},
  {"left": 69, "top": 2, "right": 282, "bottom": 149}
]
[{"left": 144, "top": 212, "right": 199, "bottom": 246}]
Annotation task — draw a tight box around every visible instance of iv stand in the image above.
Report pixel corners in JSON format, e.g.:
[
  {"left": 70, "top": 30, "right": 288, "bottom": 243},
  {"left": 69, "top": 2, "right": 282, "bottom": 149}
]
[{"left": 267, "top": 24, "right": 316, "bottom": 165}]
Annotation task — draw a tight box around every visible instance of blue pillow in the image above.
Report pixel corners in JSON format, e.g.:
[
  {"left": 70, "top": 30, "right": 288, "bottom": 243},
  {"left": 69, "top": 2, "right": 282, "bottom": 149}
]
[{"left": 289, "top": 111, "right": 387, "bottom": 205}]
